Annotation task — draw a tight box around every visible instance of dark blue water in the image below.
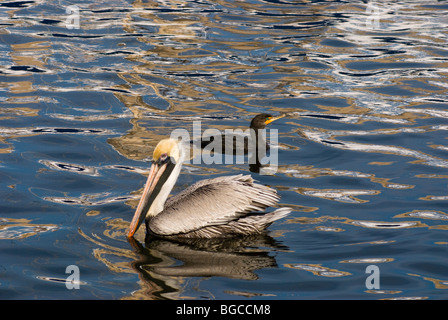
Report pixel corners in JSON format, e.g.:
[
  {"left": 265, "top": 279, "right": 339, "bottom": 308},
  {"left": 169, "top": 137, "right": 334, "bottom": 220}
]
[{"left": 1, "top": 0, "right": 448, "bottom": 300}]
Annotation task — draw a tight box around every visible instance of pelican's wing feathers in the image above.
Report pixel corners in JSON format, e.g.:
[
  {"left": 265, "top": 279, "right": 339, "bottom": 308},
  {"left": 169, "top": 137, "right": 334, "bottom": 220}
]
[{"left": 147, "top": 174, "right": 284, "bottom": 237}]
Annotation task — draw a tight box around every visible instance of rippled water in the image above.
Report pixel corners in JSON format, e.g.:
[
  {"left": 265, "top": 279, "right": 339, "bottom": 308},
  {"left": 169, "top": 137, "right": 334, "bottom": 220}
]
[{"left": 1, "top": 0, "right": 448, "bottom": 300}]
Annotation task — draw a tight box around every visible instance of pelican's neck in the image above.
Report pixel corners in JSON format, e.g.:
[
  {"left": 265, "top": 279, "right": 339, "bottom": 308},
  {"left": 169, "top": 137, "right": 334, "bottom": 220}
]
[{"left": 146, "top": 142, "right": 185, "bottom": 218}]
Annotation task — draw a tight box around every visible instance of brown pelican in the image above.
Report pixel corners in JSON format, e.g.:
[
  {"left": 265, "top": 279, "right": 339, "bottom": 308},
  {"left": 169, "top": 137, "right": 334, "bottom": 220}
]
[
  {"left": 199, "top": 113, "right": 285, "bottom": 154},
  {"left": 127, "top": 138, "right": 291, "bottom": 239}
]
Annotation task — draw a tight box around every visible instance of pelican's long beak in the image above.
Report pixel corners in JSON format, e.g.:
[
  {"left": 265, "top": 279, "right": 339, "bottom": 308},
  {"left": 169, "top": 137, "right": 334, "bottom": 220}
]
[
  {"left": 127, "top": 158, "right": 175, "bottom": 238},
  {"left": 265, "top": 114, "right": 285, "bottom": 125}
]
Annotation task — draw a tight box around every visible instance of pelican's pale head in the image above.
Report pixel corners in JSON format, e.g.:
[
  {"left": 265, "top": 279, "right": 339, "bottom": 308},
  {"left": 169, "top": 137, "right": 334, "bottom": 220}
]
[
  {"left": 152, "top": 138, "right": 181, "bottom": 165},
  {"left": 127, "top": 138, "right": 184, "bottom": 238}
]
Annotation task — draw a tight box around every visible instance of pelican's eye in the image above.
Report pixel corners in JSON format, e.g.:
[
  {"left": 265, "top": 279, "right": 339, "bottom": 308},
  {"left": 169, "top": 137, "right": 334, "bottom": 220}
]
[{"left": 160, "top": 153, "right": 168, "bottom": 162}]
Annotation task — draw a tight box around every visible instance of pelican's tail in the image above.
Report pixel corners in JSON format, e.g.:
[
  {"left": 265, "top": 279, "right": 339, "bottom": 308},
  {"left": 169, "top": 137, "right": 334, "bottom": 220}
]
[
  {"left": 224, "top": 207, "right": 292, "bottom": 236},
  {"left": 264, "top": 207, "right": 292, "bottom": 224},
  {"left": 251, "top": 207, "right": 292, "bottom": 231}
]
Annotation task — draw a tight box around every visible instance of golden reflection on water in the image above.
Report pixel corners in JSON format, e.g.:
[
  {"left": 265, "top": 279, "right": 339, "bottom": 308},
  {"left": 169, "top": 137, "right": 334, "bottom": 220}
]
[
  {"left": 1, "top": 0, "right": 448, "bottom": 299},
  {"left": 394, "top": 210, "right": 448, "bottom": 220},
  {"left": 285, "top": 215, "right": 429, "bottom": 231},
  {"left": 294, "top": 188, "right": 380, "bottom": 204},
  {"left": 11, "top": 41, "right": 50, "bottom": 71},
  {"left": 279, "top": 163, "right": 412, "bottom": 189},
  {"left": 0, "top": 218, "right": 57, "bottom": 240},
  {"left": 408, "top": 273, "right": 448, "bottom": 290},
  {"left": 1, "top": 39, "right": 49, "bottom": 153},
  {"left": 295, "top": 124, "right": 448, "bottom": 168},
  {"left": 284, "top": 263, "right": 351, "bottom": 278},
  {"left": 105, "top": 0, "right": 334, "bottom": 160}
]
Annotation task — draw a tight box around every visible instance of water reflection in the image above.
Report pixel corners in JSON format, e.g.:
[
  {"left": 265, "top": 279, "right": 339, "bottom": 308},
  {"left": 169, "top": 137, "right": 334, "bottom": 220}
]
[
  {"left": 294, "top": 120, "right": 448, "bottom": 168},
  {"left": 286, "top": 215, "right": 430, "bottom": 231},
  {"left": 1, "top": 0, "right": 448, "bottom": 300},
  {"left": 127, "top": 235, "right": 287, "bottom": 299},
  {"left": 132, "top": 235, "right": 286, "bottom": 278},
  {"left": 285, "top": 263, "right": 350, "bottom": 278},
  {"left": 79, "top": 215, "right": 288, "bottom": 299},
  {"left": 0, "top": 218, "right": 57, "bottom": 240}
]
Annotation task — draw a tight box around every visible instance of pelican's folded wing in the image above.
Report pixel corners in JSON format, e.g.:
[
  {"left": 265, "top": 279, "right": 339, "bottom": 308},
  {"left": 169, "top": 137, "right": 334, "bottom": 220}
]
[{"left": 148, "top": 174, "right": 281, "bottom": 237}]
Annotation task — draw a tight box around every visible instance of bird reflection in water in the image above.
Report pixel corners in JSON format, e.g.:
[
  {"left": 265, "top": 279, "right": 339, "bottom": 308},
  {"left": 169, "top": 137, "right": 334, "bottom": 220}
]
[{"left": 127, "top": 234, "right": 288, "bottom": 298}]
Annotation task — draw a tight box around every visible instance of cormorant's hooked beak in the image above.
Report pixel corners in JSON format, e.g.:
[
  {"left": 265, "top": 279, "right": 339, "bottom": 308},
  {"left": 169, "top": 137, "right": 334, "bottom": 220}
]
[
  {"left": 127, "top": 157, "right": 175, "bottom": 238},
  {"left": 265, "top": 114, "right": 285, "bottom": 125}
]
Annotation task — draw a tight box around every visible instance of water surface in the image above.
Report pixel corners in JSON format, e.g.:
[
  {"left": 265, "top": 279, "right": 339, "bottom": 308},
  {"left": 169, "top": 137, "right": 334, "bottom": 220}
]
[{"left": 1, "top": 0, "right": 448, "bottom": 300}]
